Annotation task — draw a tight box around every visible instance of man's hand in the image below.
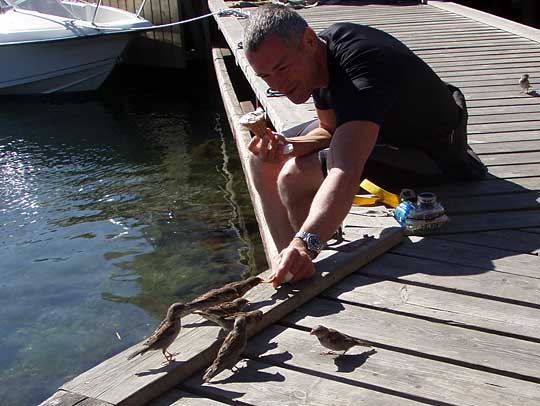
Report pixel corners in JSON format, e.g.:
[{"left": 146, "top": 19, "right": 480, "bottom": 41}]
[
  {"left": 269, "top": 238, "right": 316, "bottom": 288},
  {"left": 248, "top": 129, "right": 287, "bottom": 163}
]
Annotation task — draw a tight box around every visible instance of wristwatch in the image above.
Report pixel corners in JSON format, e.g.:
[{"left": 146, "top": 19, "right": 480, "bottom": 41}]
[{"left": 294, "top": 231, "right": 323, "bottom": 257}]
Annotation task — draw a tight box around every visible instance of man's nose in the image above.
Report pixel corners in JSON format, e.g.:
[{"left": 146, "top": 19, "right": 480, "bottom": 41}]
[{"left": 266, "top": 75, "right": 287, "bottom": 92}]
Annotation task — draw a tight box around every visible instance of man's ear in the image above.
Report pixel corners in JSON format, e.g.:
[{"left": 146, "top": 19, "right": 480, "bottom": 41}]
[{"left": 303, "top": 27, "right": 318, "bottom": 52}]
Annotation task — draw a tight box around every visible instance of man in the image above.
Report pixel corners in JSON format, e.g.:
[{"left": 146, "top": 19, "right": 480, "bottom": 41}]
[{"left": 243, "top": 4, "right": 486, "bottom": 287}]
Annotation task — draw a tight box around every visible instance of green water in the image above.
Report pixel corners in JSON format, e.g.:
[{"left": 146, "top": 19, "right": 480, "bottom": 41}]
[{"left": 0, "top": 66, "right": 266, "bottom": 405}]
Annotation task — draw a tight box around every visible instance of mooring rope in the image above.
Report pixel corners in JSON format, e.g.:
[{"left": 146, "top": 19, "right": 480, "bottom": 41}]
[{"left": 88, "top": 8, "right": 249, "bottom": 32}]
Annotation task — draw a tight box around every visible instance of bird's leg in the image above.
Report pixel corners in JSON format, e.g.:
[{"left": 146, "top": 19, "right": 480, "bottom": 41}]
[
  {"left": 320, "top": 351, "right": 337, "bottom": 355},
  {"left": 162, "top": 350, "right": 176, "bottom": 364}
]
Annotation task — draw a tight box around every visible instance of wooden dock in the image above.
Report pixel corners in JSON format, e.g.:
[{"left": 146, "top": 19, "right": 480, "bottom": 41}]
[{"left": 40, "top": 1, "right": 540, "bottom": 405}]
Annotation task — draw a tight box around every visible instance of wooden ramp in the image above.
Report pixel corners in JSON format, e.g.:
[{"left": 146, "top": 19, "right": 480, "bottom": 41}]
[{"left": 40, "top": 1, "right": 540, "bottom": 405}]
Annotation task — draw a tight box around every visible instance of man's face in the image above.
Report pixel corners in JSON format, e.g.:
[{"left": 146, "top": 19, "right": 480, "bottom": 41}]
[{"left": 246, "top": 32, "right": 315, "bottom": 105}]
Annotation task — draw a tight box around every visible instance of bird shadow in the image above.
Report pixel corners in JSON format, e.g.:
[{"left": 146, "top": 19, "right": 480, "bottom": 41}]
[
  {"left": 134, "top": 360, "right": 181, "bottom": 376},
  {"left": 208, "top": 358, "right": 286, "bottom": 385},
  {"left": 183, "top": 320, "right": 214, "bottom": 329},
  {"left": 333, "top": 349, "right": 377, "bottom": 373},
  {"left": 258, "top": 350, "right": 294, "bottom": 365},
  {"left": 526, "top": 90, "right": 540, "bottom": 97}
]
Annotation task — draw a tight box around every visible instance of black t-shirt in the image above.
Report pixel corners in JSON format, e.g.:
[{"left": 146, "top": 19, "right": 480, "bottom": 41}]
[{"left": 313, "top": 23, "right": 460, "bottom": 145}]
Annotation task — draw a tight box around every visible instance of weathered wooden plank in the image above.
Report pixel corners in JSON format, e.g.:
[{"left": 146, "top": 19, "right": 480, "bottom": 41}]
[
  {"left": 488, "top": 163, "right": 540, "bottom": 178},
  {"left": 433, "top": 230, "right": 540, "bottom": 255},
  {"left": 469, "top": 113, "right": 540, "bottom": 125},
  {"left": 469, "top": 105, "right": 540, "bottom": 117},
  {"left": 465, "top": 91, "right": 540, "bottom": 101},
  {"left": 441, "top": 190, "right": 540, "bottom": 214},
  {"left": 38, "top": 390, "right": 88, "bottom": 406},
  {"left": 438, "top": 66, "right": 540, "bottom": 78},
  {"left": 468, "top": 122, "right": 540, "bottom": 135},
  {"left": 429, "top": 0, "right": 540, "bottom": 44},
  {"left": 180, "top": 358, "right": 423, "bottom": 405},
  {"left": 469, "top": 131, "right": 540, "bottom": 144},
  {"left": 422, "top": 50, "right": 540, "bottom": 62},
  {"left": 391, "top": 236, "right": 540, "bottom": 278},
  {"left": 285, "top": 298, "right": 540, "bottom": 382},
  {"left": 348, "top": 208, "right": 540, "bottom": 235},
  {"left": 429, "top": 177, "right": 540, "bottom": 197},
  {"left": 245, "top": 325, "right": 540, "bottom": 406},
  {"left": 358, "top": 252, "right": 540, "bottom": 306},
  {"left": 357, "top": 251, "right": 540, "bottom": 308},
  {"left": 325, "top": 274, "right": 540, "bottom": 339},
  {"left": 415, "top": 44, "right": 540, "bottom": 57},
  {"left": 149, "top": 389, "right": 225, "bottom": 405},
  {"left": 482, "top": 151, "right": 540, "bottom": 165},
  {"left": 473, "top": 140, "right": 540, "bottom": 154},
  {"left": 213, "top": 47, "right": 277, "bottom": 264},
  {"left": 468, "top": 98, "right": 540, "bottom": 109},
  {"left": 430, "top": 58, "right": 540, "bottom": 70}
]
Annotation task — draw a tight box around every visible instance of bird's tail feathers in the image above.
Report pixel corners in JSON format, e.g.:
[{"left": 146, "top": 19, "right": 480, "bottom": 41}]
[
  {"left": 355, "top": 338, "right": 374, "bottom": 347},
  {"left": 203, "top": 364, "right": 218, "bottom": 383},
  {"left": 127, "top": 347, "right": 147, "bottom": 360}
]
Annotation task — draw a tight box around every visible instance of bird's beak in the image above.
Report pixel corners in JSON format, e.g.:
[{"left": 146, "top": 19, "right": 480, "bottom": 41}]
[{"left": 309, "top": 331, "right": 314, "bottom": 335}]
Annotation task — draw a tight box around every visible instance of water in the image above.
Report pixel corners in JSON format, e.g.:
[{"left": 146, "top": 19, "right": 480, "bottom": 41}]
[{"left": 0, "top": 65, "right": 266, "bottom": 405}]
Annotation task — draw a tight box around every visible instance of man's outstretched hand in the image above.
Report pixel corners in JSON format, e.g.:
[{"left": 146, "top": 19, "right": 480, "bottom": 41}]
[{"left": 268, "top": 238, "right": 316, "bottom": 288}]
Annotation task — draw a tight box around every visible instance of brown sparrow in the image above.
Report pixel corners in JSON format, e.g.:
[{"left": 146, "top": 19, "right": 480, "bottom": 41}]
[
  {"left": 203, "top": 315, "right": 248, "bottom": 383},
  {"left": 520, "top": 74, "right": 532, "bottom": 94},
  {"left": 186, "top": 286, "right": 240, "bottom": 313},
  {"left": 194, "top": 297, "right": 249, "bottom": 321},
  {"left": 310, "top": 325, "right": 373, "bottom": 355},
  {"left": 127, "top": 302, "right": 185, "bottom": 362},
  {"left": 211, "top": 309, "right": 263, "bottom": 331},
  {"left": 225, "top": 276, "right": 264, "bottom": 296}
]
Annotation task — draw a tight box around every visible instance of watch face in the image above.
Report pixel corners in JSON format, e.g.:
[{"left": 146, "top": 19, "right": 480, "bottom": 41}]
[{"left": 307, "top": 234, "right": 322, "bottom": 252}]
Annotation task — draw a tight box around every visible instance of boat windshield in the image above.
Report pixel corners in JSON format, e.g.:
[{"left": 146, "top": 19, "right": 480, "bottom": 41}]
[
  {"left": 5, "top": 0, "right": 76, "bottom": 18},
  {"left": 0, "top": 0, "right": 12, "bottom": 11}
]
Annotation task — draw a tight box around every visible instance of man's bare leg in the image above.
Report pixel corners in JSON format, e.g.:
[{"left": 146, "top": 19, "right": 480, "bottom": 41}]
[
  {"left": 277, "top": 153, "right": 325, "bottom": 231},
  {"left": 248, "top": 154, "right": 295, "bottom": 257}
]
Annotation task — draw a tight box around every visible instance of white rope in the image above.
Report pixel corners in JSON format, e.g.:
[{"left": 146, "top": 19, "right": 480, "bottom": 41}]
[{"left": 89, "top": 9, "right": 249, "bottom": 32}]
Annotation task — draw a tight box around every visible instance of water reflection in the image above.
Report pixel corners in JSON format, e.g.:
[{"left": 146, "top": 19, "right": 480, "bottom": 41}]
[{"left": 0, "top": 68, "right": 266, "bottom": 405}]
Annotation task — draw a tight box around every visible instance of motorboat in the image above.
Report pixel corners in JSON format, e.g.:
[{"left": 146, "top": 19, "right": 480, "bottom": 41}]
[{"left": 0, "top": 0, "right": 153, "bottom": 94}]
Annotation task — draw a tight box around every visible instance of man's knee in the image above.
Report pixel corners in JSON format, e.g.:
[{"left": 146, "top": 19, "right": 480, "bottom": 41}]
[
  {"left": 277, "top": 158, "right": 301, "bottom": 194},
  {"left": 277, "top": 154, "right": 323, "bottom": 197}
]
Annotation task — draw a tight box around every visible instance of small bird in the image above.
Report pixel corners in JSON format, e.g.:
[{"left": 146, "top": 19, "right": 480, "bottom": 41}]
[
  {"left": 211, "top": 309, "right": 263, "bottom": 331},
  {"left": 203, "top": 315, "right": 248, "bottom": 383},
  {"left": 194, "top": 297, "right": 249, "bottom": 320},
  {"left": 127, "top": 302, "right": 185, "bottom": 362},
  {"left": 225, "top": 276, "right": 264, "bottom": 296},
  {"left": 310, "top": 325, "right": 373, "bottom": 355},
  {"left": 519, "top": 74, "right": 532, "bottom": 94},
  {"left": 186, "top": 286, "right": 241, "bottom": 313}
]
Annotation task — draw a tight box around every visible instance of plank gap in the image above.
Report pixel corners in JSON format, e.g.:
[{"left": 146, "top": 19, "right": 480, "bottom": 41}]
[
  {"left": 279, "top": 311, "right": 540, "bottom": 385},
  {"left": 321, "top": 288, "right": 540, "bottom": 344}
]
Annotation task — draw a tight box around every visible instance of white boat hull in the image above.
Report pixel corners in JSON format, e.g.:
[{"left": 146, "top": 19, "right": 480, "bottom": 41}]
[
  {"left": 0, "top": 33, "right": 132, "bottom": 94},
  {"left": 0, "top": 1, "right": 152, "bottom": 95}
]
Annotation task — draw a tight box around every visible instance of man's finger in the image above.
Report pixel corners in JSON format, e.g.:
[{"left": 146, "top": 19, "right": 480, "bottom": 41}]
[
  {"left": 248, "top": 136, "right": 261, "bottom": 154},
  {"left": 259, "top": 134, "right": 270, "bottom": 161},
  {"left": 291, "top": 262, "right": 315, "bottom": 284}
]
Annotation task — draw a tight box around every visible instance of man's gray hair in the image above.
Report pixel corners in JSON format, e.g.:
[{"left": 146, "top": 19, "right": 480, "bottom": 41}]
[{"left": 244, "top": 4, "right": 308, "bottom": 52}]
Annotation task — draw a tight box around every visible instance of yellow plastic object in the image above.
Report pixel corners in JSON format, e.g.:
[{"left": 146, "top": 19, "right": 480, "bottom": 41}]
[
  {"left": 359, "top": 179, "right": 400, "bottom": 208},
  {"left": 353, "top": 195, "right": 380, "bottom": 206}
]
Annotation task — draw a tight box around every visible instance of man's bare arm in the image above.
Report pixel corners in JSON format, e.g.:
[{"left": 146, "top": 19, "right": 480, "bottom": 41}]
[
  {"left": 271, "top": 119, "right": 379, "bottom": 286},
  {"left": 283, "top": 108, "right": 336, "bottom": 157},
  {"left": 301, "top": 120, "right": 379, "bottom": 240}
]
